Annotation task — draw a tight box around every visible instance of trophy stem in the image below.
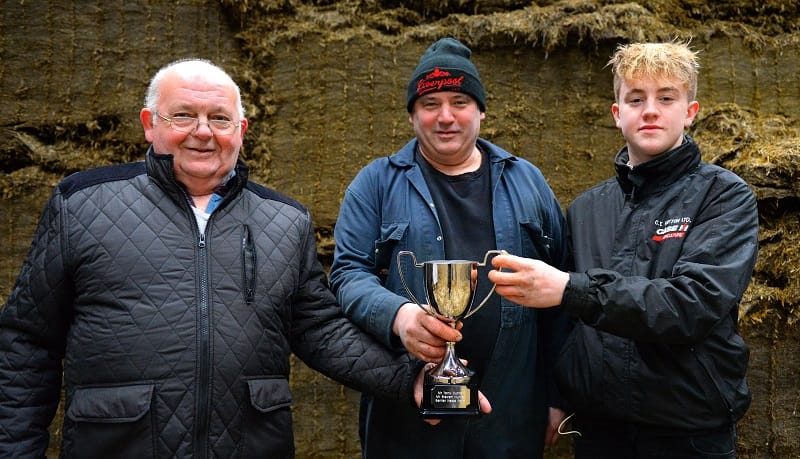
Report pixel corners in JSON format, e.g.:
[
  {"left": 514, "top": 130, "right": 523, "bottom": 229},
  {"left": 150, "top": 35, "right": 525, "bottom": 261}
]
[{"left": 428, "top": 340, "right": 472, "bottom": 384}]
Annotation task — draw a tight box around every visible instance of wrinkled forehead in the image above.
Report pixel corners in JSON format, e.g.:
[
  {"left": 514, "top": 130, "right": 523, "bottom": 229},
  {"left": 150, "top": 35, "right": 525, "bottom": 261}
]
[{"left": 159, "top": 72, "right": 238, "bottom": 109}]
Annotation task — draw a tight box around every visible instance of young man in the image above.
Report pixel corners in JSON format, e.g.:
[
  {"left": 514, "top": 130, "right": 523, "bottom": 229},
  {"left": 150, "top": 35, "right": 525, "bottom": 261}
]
[
  {"left": 330, "top": 37, "right": 569, "bottom": 458},
  {"left": 489, "top": 42, "right": 759, "bottom": 458}
]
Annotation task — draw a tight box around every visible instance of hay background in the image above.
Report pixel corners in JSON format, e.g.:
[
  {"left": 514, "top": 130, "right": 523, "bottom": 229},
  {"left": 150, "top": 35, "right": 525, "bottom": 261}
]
[{"left": 1, "top": 1, "right": 798, "bottom": 457}]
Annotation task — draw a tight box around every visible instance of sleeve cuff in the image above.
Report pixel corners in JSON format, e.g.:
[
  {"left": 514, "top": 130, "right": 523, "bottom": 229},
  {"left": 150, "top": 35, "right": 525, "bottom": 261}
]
[{"left": 562, "top": 272, "right": 600, "bottom": 323}]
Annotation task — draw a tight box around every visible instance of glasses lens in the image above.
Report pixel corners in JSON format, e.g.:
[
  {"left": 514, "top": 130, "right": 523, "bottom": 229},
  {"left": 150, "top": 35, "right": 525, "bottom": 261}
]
[
  {"left": 170, "top": 116, "right": 198, "bottom": 132},
  {"left": 209, "top": 119, "right": 237, "bottom": 134},
  {"left": 160, "top": 113, "right": 238, "bottom": 134}
]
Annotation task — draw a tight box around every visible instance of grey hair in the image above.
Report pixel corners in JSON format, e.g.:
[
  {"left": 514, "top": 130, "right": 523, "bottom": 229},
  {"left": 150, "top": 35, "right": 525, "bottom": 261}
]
[{"left": 143, "top": 58, "right": 245, "bottom": 118}]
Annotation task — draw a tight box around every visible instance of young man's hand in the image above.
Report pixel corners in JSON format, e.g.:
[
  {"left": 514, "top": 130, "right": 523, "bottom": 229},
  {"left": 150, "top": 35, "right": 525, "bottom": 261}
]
[{"left": 489, "top": 253, "right": 569, "bottom": 308}]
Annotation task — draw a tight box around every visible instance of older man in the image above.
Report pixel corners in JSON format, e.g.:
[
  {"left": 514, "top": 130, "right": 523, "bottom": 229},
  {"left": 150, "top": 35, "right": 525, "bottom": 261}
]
[{"left": 0, "top": 59, "right": 427, "bottom": 458}]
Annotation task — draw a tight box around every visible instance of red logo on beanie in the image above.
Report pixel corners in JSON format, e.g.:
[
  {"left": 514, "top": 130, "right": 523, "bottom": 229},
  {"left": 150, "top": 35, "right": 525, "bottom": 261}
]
[{"left": 416, "top": 67, "right": 465, "bottom": 96}]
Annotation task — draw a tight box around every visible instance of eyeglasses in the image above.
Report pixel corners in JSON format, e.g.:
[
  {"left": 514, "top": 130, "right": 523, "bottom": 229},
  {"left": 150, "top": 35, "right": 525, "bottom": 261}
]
[{"left": 155, "top": 111, "right": 241, "bottom": 135}]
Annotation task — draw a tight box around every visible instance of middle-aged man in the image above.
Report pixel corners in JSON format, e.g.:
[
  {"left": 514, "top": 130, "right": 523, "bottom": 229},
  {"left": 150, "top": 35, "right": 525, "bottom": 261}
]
[
  {"left": 0, "top": 58, "right": 432, "bottom": 458},
  {"left": 330, "top": 37, "right": 570, "bottom": 458}
]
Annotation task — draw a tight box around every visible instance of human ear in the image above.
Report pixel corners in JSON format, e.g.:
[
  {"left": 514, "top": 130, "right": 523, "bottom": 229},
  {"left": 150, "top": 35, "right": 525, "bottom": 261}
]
[
  {"left": 140, "top": 109, "right": 156, "bottom": 142},
  {"left": 685, "top": 100, "right": 700, "bottom": 128}
]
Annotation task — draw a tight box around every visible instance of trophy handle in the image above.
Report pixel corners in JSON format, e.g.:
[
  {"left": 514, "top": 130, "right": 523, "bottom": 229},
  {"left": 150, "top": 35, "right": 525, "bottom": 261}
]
[
  {"left": 396, "top": 250, "right": 432, "bottom": 316},
  {"left": 463, "top": 249, "right": 506, "bottom": 320}
]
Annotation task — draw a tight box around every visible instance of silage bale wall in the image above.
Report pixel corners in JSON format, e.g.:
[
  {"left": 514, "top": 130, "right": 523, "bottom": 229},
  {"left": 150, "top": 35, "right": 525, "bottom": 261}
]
[{"left": 1, "top": 1, "right": 798, "bottom": 457}]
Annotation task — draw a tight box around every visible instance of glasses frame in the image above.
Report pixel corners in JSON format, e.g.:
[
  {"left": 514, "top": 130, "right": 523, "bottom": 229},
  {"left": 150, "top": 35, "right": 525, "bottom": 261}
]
[{"left": 154, "top": 111, "right": 241, "bottom": 135}]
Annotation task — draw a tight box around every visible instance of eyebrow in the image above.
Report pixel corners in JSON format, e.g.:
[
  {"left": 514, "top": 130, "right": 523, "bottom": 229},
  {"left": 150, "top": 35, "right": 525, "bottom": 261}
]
[
  {"left": 166, "top": 104, "right": 235, "bottom": 114},
  {"left": 623, "top": 86, "right": 681, "bottom": 97},
  {"left": 421, "top": 93, "right": 470, "bottom": 101}
]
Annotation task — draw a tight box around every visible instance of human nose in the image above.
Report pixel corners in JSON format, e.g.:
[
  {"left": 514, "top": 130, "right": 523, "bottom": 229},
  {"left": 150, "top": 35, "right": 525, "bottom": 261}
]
[
  {"left": 438, "top": 104, "right": 456, "bottom": 122},
  {"left": 642, "top": 98, "right": 659, "bottom": 118},
  {"left": 191, "top": 117, "right": 215, "bottom": 136}
]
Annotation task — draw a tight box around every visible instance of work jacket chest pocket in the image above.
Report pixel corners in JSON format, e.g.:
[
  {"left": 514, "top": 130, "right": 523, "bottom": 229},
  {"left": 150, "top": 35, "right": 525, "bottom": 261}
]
[
  {"left": 519, "top": 220, "right": 555, "bottom": 265},
  {"left": 374, "top": 222, "right": 409, "bottom": 285}
]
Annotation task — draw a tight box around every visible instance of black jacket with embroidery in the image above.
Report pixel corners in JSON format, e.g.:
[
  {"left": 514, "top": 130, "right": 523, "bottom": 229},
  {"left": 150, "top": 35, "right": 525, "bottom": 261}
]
[
  {"left": 555, "top": 137, "right": 758, "bottom": 430},
  {"left": 0, "top": 147, "right": 419, "bottom": 458}
]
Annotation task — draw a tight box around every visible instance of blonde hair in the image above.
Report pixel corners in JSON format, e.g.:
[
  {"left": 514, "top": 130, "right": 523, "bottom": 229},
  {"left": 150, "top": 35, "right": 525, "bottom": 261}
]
[{"left": 608, "top": 41, "right": 700, "bottom": 101}]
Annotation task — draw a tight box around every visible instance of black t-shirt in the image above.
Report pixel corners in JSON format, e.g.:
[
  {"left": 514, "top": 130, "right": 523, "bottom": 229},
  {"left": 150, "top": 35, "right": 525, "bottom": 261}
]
[{"left": 416, "top": 147, "right": 500, "bottom": 383}]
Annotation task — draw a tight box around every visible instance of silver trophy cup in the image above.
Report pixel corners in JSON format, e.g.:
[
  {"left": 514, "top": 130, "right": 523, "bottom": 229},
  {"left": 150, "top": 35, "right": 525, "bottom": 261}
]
[{"left": 397, "top": 249, "right": 503, "bottom": 417}]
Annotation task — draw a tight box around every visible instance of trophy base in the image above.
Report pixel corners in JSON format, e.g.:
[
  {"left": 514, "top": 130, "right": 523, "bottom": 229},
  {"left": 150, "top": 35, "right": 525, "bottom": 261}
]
[{"left": 420, "top": 373, "right": 480, "bottom": 418}]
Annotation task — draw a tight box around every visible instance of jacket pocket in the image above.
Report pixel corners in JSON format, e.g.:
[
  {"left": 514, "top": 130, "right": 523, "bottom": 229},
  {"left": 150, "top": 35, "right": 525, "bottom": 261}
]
[
  {"left": 375, "top": 221, "right": 409, "bottom": 285},
  {"left": 553, "top": 322, "right": 602, "bottom": 413},
  {"left": 693, "top": 349, "right": 739, "bottom": 418},
  {"left": 519, "top": 220, "right": 554, "bottom": 265},
  {"left": 64, "top": 383, "right": 155, "bottom": 459},
  {"left": 242, "top": 377, "right": 295, "bottom": 458}
]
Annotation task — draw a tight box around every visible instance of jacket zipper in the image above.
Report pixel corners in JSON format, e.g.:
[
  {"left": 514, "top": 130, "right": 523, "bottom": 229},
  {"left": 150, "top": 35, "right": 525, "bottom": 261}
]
[
  {"left": 195, "top": 230, "right": 211, "bottom": 458},
  {"left": 242, "top": 225, "right": 256, "bottom": 304}
]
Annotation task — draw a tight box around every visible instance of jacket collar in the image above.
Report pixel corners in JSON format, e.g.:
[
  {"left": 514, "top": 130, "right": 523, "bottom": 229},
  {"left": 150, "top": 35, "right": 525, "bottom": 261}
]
[
  {"left": 145, "top": 145, "right": 249, "bottom": 204},
  {"left": 388, "top": 137, "right": 517, "bottom": 168},
  {"left": 614, "top": 135, "right": 701, "bottom": 199}
]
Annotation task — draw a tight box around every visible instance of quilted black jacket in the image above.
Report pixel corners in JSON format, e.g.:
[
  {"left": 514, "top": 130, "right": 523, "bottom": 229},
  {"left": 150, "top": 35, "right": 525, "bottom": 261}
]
[{"left": 0, "top": 148, "right": 419, "bottom": 458}]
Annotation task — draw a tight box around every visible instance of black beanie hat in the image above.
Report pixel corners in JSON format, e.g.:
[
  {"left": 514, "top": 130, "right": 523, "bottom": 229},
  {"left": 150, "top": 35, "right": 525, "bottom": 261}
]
[{"left": 406, "top": 37, "right": 486, "bottom": 113}]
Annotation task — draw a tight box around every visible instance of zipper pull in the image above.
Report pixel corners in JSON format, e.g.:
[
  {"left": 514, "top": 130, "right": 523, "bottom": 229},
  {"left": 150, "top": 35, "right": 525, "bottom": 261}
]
[{"left": 198, "top": 232, "right": 206, "bottom": 248}]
